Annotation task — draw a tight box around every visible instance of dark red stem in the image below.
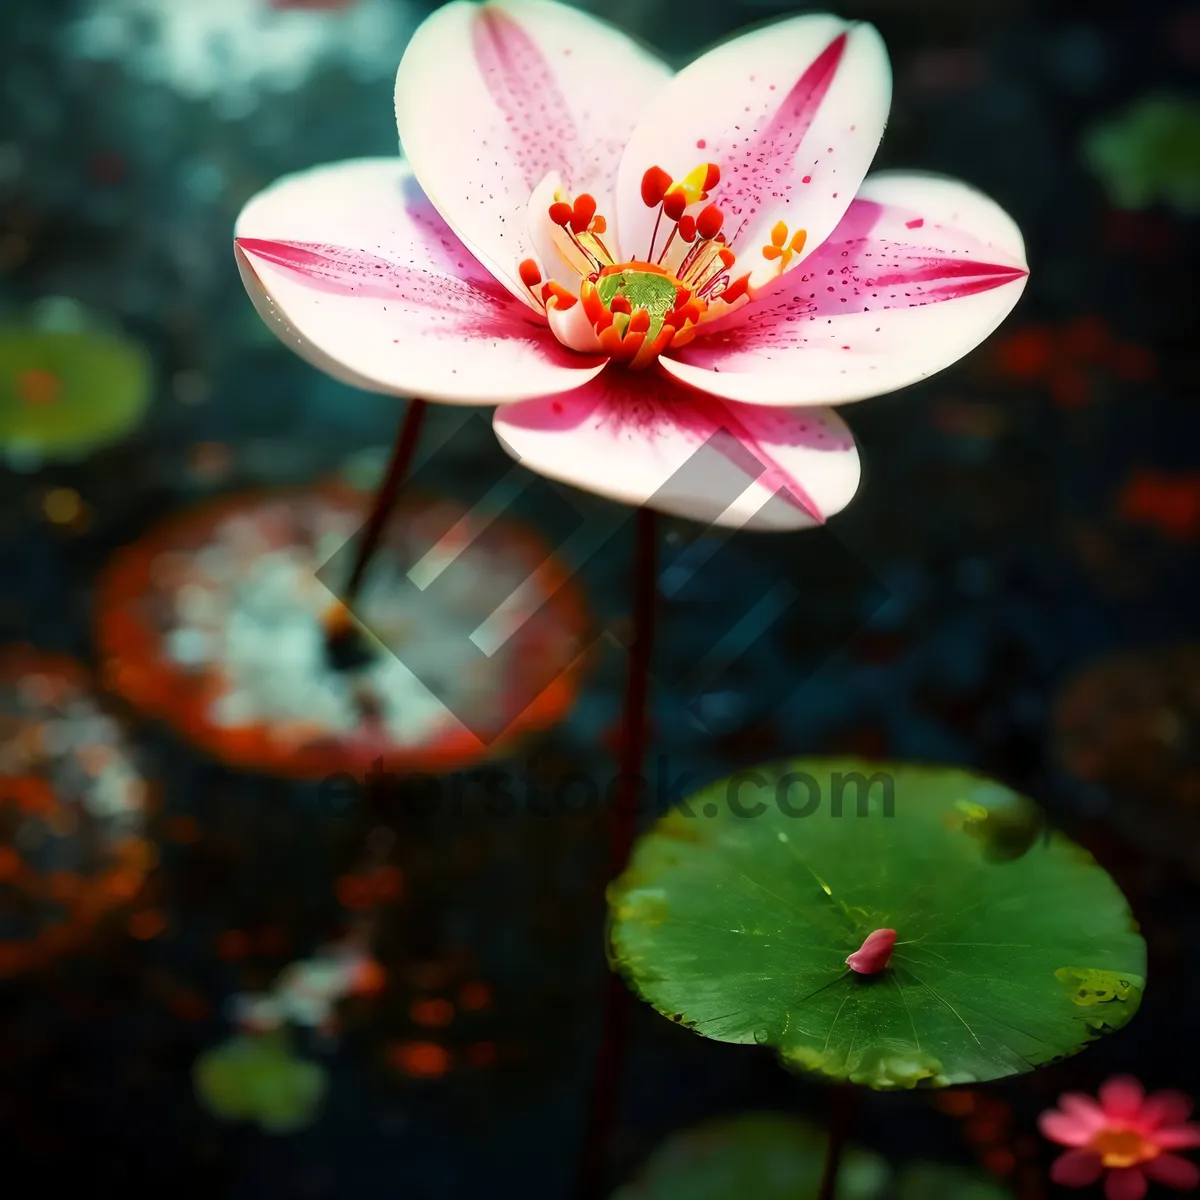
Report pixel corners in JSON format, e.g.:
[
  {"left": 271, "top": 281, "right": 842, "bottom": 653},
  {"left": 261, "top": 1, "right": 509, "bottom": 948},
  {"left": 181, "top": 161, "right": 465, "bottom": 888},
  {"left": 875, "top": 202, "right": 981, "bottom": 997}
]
[
  {"left": 817, "top": 1084, "right": 860, "bottom": 1200},
  {"left": 575, "top": 505, "right": 658, "bottom": 1200},
  {"left": 343, "top": 398, "right": 428, "bottom": 606}
]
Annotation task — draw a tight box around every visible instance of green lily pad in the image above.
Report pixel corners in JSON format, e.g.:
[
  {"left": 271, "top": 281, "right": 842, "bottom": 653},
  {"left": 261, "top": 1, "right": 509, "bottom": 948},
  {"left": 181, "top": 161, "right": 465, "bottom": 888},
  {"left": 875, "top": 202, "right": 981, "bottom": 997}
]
[
  {"left": 1082, "top": 95, "right": 1200, "bottom": 215},
  {"left": 609, "top": 1112, "right": 888, "bottom": 1200},
  {"left": 193, "top": 1029, "right": 327, "bottom": 1134},
  {"left": 0, "top": 327, "right": 152, "bottom": 467},
  {"left": 608, "top": 759, "right": 1145, "bottom": 1089},
  {"left": 897, "top": 1162, "right": 1014, "bottom": 1199}
]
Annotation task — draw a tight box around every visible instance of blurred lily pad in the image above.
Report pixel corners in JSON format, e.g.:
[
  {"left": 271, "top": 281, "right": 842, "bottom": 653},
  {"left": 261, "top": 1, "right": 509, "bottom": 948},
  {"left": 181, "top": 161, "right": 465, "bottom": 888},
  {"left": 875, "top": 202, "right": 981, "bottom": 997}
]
[
  {"left": 897, "top": 1162, "right": 1014, "bottom": 1199},
  {"left": 608, "top": 759, "right": 1145, "bottom": 1089},
  {"left": 193, "top": 1028, "right": 327, "bottom": 1133},
  {"left": 1, "top": 327, "right": 152, "bottom": 468},
  {"left": 610, "top": 1112, "right": 888, "bottom": 1200},
  {"left": 1083, "top": 95, "right": 1200, "bottom": 215}
]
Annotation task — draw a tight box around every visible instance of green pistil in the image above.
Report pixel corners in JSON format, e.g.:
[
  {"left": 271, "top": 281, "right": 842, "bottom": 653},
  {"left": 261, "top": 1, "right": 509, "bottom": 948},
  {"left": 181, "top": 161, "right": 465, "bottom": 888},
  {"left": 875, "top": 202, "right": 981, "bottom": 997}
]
[{"left": 596, "top": 268, "right": 680, "bottom": 343}]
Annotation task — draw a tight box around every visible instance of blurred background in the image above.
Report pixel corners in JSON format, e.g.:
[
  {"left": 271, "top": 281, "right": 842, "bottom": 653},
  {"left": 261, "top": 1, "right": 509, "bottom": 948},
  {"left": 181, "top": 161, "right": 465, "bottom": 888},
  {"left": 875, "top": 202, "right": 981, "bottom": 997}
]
[{"left": 1, "top": 0, "right": 1198, "bottom": 1196}]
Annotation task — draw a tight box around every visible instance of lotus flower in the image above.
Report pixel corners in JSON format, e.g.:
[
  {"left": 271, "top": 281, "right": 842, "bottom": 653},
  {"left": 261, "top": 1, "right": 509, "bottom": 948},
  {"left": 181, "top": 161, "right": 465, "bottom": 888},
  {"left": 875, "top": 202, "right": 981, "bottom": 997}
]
[
  {"left": 1040, "top": 1076, "right": 1200, "bottom": 1199},
  {"left": 235, "top": 0, "right": 1028, "bottom": 530}
]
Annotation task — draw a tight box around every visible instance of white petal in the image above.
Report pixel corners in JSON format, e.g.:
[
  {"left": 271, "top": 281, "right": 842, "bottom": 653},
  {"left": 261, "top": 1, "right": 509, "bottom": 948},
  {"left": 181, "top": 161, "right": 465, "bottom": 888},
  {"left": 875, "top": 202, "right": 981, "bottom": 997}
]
[
  {"left": 616, "top": 15, "right": 890, "bottom": 283},
  {"left": 492, "top": 367, "right": 860, "bottom": 530},
  {"left": 395, "top": 0, "right": 671, "bottom": 300},
  {"left": 662, "top": 171, "right": 1029, "bottom": 405},
  {"left": 234, "top": 158, "right": 603, "bottom": 403}
]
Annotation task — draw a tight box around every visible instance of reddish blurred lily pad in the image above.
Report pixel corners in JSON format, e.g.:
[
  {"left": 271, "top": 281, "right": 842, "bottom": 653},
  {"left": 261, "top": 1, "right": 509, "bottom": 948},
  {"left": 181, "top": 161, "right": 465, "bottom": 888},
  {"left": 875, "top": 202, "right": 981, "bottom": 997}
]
[{"left": 608, "top": 760, "right": 1145, "bottom": 1089}]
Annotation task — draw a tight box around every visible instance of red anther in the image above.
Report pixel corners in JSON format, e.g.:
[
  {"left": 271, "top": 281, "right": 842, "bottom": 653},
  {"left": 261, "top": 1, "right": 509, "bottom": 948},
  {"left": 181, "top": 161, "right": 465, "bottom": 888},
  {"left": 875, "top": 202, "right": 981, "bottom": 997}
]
[
  {"left": 548, "top": 201, "right": 573, "bottom": 227},
  {"left": 610, "top": 294, "right": 632, "bottom": 315},
  {"left": 696, "top": 204, "right": 724, "bottom": 240},
  {"left": 678, "top": 214, "right": 697, "bottom": 243},
  {"left": 718, "top": 247, "right": 736, "bottom": 268},
  {"left": 663, "top": 189, "right": 688, "bottom": 221},
  {"left": 628, "top": 308, "right": 651, "bottom": 335},
  {"left": 570, "top": 193, "right": 597, "bottom": 233},
  {"left": 702, "top": 162, "right": 721, "bottom": 191},
  {"left": 518, "top": 258, "right": 542, "bottom": 288},
  {"left": 641, "top": 166, "right": 672, "bottom": 207}
]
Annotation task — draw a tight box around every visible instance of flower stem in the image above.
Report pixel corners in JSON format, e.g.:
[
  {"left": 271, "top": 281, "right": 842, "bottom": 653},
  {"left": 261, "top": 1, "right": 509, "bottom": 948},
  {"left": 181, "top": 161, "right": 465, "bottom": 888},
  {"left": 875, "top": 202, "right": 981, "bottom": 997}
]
[
  {"left": 817, "top": 1084, "right": 860, "bottom": 1200},
  {"left": 575, "top": 505, "right": 658, "bottom": 1200},
  {"left": 344, "top": 398, "right": 428, "bottom": 607}
]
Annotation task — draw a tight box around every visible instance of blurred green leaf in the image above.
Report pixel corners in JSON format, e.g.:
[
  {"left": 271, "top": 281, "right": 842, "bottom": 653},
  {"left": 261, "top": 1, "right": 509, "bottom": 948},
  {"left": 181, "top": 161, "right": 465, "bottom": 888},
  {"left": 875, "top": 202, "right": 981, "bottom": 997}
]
[{"left": 609, "top": 1112, "right": 888, "bottom": 1200}]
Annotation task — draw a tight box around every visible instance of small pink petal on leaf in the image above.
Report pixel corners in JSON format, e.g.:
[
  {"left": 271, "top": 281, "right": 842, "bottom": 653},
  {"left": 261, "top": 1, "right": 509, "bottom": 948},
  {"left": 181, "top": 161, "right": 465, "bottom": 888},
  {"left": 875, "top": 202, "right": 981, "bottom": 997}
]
[{"left": 845, "top": 928, "right": 896, "bottom": 974}]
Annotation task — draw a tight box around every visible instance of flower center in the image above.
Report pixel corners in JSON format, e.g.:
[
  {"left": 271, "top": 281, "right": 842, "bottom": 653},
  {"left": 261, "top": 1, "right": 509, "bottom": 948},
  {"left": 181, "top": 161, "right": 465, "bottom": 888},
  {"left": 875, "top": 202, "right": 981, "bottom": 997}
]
[
  {"left": 1089, "top": 1128, "right": 1159, "bottom": 1169},
  {"left": 520, "top": 162, "right": 806, "bottom": 368}
]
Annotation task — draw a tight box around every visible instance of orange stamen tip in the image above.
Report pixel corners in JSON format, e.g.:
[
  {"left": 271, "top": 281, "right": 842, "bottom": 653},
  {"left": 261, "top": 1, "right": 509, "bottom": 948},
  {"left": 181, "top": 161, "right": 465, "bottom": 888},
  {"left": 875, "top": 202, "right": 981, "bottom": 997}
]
[
  {"left": 518, "top": 258, "right": 542, "bottom": 288},
  {"left": 771, "top": 221, "right": 789, "bottom": 248},
  {"left": 718, "top": 247, "right": 736, "bottom": 268},
  {"left": 790, "top": 229, "right": 807, "bottom": 253},
  {"left": 548, "top": 201, "right": 573, "bottom": 227},
  {"left": 610, "top": 294, "right": 632, "bottom": 315},
  {"left": 762, "top": 245, "right": 784, "bottom": 260},
  {"left": 641, "top": 166, "right": 672, "bottom": 207},
  {"left": 570, "top": 193, "right": 597, "bottom": 233},
  {"left": 541, "top": 281, "right": 577, "bottom": 309},
  {"left": 629, "top": 309, "right": 651, "bottom": 334},
  {"left": 590, "top": 215, "right": 607, "bottom": 234},
  {"left": 697, "top": 204, "right": 724, "bottom": 240}
]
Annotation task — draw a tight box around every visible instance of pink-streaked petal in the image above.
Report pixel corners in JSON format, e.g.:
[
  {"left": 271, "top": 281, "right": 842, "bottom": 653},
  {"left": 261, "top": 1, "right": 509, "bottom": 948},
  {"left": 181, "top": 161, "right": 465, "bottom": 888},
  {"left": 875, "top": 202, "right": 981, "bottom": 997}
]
[
  {"left": 1101, "top": 1076, "right": 1148, "bottom": 1121},
  {"left": 1141, "top": 1092, "right": 1195, "bottom": 1129},
  {"left": 395, "top": 0, "right": 671, "bottom": 299},
  {"left": 1049, "top": 1150, "right": 1104, "bottom": 1188},
  {"left": 616, "top": 14, "right": 889, "bottom": 285},
  {"left": 1153, "top": 1125, "right": 1200, "bottom": 1150},
  {"left": 661, "top": 171, "right": 1028, "bottom": 407},
  {"left": 1039, "top": 1111, "right": 1097, "bottom": 1148},
  {"left": 1105, "top": 1167, "right": 1149, "bottom": 1200},
  {"left": 1144, "top": 1154, "right": 1200, "bottom": 1190},
  {"left": 234, "top": 158, "right": 604, "bottom": 404},
  {"left": 492, "top": 368, "right": 860, "bottom": 530}
]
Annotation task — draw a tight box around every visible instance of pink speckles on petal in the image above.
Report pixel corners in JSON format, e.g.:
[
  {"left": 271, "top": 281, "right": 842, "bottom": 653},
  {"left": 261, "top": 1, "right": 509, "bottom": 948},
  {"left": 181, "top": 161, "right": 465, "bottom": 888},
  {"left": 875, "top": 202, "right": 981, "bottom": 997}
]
[
  {"left": 396, "top": 0, "right": 670, "bottom": 298},
  {"left": 616, "top": 15, "right": 891, "bottom": 286},
  {"left": 471, "top": 8, "right": 578, "bottom": 190},
  {"left": 906, "top": 217, "right": 925, "bottom": 228},
  {"left": 659, "top": 171, "right": 1028, "bottom": 407},
  {"left": 492, "top": 368, "right": 860, "bottom": 530},
  {"left": 235, "top": 238, "right": 513, "bottom": 315}
]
